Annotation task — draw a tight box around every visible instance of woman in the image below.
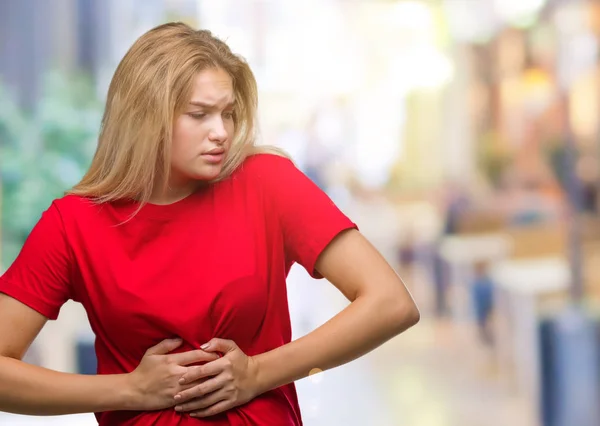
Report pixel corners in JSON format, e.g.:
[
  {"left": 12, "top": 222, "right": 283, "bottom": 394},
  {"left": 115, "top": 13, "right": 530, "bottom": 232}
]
[{"left": 0, "top": 23, "right": 419, "bottom": 425}]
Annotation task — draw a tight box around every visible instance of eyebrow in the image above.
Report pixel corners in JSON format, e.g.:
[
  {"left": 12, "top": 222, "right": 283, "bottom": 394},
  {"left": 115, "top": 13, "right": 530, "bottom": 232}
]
[{"left": 188, "top": 100, "right": 235, "bottom": 109}]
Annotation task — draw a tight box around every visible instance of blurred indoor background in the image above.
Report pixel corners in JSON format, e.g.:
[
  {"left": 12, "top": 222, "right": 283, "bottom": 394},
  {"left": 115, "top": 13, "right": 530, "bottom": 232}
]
[{"left": 2, "top": 0, "right": 600, "bottom": 425}]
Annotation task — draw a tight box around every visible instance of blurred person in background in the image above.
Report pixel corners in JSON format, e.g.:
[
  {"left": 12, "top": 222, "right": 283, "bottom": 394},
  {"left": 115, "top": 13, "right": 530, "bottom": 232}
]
[
  {"left": 0, "top": 22, "right": 419, "bottom": 425},
  {"left": 471, "top": 261, "right": 495, "bottom": 346},
  {"left": 442, "top": 181, "right": 471, "bottom": 235},
  {"left": 429, "top": 182, "right": 471, "bottom": 318}
]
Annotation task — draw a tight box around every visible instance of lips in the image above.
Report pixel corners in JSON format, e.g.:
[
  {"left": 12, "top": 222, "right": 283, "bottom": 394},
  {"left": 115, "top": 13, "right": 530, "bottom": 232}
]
[
  {"left": 201, "top": 148, "right": 226, "bottom": 164},
  {"left": 204, "top": 148, "right": 225, "bottom": 155}
]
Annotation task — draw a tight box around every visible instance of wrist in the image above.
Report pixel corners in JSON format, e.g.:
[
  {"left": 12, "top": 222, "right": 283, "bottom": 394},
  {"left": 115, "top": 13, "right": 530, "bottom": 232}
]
[
  {"left": 250, "top": 354, "right": 271, "bottom": 396},
  {"left": 119, "top": 372, "right": 142, "bottom": 411}
]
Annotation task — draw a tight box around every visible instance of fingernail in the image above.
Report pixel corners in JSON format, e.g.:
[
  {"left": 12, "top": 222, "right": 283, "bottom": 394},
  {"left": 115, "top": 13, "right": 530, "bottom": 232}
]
[
  {"left": 174, "top": 394, "right": 182, "bottom": 400},
  {"left": 175, "top": 406, "right": 182, "bottom": 412},
  {"left": 201, "top": 343, "right": 210, "bottom": 350},
  {"left": 179, "top": 377, "right": 186, "bottom": 384}
]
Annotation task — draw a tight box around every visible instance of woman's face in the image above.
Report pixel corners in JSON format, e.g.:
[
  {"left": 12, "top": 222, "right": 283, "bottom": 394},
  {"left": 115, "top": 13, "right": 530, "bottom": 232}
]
[{"left": 170, "top": 67, "right": 235, "bottom": 186}]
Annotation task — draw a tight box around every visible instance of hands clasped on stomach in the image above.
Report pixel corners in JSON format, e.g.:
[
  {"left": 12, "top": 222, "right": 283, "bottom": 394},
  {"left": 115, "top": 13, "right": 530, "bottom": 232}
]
[{"left": 126, "top": 337, "right": 261, "bottom": 418}]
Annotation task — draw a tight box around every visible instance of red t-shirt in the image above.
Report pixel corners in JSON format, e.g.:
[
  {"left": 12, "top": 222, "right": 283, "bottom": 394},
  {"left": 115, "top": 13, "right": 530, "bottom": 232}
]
[{"left": 0, "top": 154, "right": 357, "bottom": 425}]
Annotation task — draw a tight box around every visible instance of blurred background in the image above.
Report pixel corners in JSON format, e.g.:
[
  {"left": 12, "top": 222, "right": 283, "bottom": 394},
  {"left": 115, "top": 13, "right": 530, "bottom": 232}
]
[{"left": 2, "top": 0, "right": 600, "bottom": 425}]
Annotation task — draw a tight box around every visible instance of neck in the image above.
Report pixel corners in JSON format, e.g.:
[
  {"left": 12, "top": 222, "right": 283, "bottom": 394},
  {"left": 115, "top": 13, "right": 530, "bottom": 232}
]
[{"left": 149, "top": 180, "right": 202, "bottom": 205}]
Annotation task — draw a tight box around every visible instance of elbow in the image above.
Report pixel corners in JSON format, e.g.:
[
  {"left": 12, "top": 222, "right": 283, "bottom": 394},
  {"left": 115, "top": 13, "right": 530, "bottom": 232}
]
[
  {"left": 396, "top": 302, "right": 420, "bottom": 332},
  {"left": 382, "top": 293, "right": 420, "bottom": 335},
  {"left": 406, "top": 303, "right": 421, "bottom": 328}
]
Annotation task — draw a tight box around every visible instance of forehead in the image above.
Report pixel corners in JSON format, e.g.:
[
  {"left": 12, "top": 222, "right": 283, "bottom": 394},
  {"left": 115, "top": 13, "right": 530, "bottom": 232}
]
[{"left": 189, "top": 68, "right": 234, "bottom": 103}]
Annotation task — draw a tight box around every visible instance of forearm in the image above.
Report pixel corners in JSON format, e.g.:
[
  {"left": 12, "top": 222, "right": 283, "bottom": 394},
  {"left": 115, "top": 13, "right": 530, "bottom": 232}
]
[
  {"left": 254, "top": 294, "right": 418, "bottom": 393},
  {"left": 0, "top": 355, "right": 134, "bottom": 416}
]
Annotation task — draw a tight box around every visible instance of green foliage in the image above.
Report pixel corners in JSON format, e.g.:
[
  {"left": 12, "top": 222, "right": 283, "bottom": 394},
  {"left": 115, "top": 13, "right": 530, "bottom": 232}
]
[{"left": 0, "top": 71, "right": 102, "bottom": 266}]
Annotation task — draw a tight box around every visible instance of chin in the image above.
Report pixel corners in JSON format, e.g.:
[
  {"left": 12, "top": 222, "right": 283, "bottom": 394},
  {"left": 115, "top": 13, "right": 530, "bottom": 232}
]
[{"left": 194, "top": 165, "right": 223, "bottom": 181}]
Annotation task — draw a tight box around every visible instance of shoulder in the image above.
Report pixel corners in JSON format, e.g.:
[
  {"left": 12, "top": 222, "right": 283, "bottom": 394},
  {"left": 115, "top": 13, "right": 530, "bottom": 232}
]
[
  {"left": 50, "top": 195, "right": 105, "bottom": 227},
  {"left": 241, "top": 152, "right": 295, "bottom": 172},
  {"left": 223, "top": 153, "right": 310, "bottom": 205},
  {"left": 15, "top": 196, "right": 92, "bottom": 244},
  {"left": 235, "top": 152, "right": 299, "bottom": 183},
  {"left": 52, "top": 194, "right": 97, "bottom": 214}
]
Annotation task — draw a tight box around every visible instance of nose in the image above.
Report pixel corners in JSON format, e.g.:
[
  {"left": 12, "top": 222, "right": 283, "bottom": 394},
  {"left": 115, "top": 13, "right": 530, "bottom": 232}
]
[{"left": 208, "top": 117, "right": 228, "bottom": 144}]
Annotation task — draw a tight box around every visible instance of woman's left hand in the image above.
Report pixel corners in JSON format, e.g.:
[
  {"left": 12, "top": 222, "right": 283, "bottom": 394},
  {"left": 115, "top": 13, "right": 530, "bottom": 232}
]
[{"left": 173, "top": 338, "right": 261, "bottom": 418}]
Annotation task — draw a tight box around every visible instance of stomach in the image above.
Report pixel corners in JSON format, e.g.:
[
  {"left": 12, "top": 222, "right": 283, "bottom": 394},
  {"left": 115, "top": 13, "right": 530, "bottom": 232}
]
[{"left": 96, "top": 386, "right": 302, "bottom": 426}]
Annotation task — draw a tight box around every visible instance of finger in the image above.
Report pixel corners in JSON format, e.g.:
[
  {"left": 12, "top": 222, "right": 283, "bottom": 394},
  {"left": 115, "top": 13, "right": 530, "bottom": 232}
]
[
  {"left": 175, "top": 386, "right": 226, "bottom": 412},
  {"left": 179, "top": 376, "right": 211, "bottom": 393},
  {"left": 145, "top": 338, "right": 182, "bottom": 356},
  {"left": 170, "top": 349, "right": 220, "bottom": 366},
  {"left": 190, "top": 400, "right": 233, "bottom": 418},
  {"left": 200, "top": 338, "right": 237, "bottom": 354},
  {"left": 176, "top": 376, "right": 223, "bottom": 403},
  {"left": 179, "top": 358, "right": 227, "bottom": 385}
]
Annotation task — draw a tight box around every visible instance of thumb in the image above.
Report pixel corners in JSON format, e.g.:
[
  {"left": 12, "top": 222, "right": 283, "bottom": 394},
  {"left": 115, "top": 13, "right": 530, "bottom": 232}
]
[
  {"left": 201, "top": 338, "right": 237, "bottom": 354},
  {"left": 145, "top": 338, "right": 183, "bottom": 356}
]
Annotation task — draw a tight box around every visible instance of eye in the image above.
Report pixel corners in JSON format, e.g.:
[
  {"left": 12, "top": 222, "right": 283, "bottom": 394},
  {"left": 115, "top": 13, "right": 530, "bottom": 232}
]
[
  {"left": 188, "top": 112, "right": 206, "bottom": 119},
  {"left": 223, "top": 111, "right": 235, "bottom": 120}
]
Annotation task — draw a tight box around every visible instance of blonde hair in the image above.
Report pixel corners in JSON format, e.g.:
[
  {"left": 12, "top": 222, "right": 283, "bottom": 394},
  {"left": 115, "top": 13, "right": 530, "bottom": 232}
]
[{"left": 69, "top": 22, "right": 286, "bottom": 204}]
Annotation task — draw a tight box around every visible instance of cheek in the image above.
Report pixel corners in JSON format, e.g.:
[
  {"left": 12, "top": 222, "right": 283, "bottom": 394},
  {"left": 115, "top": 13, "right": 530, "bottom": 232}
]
[
  {"left": 170, "top": 141, "right": 197, "bottom": 175},
  {"left": 227, "top": 121, "right": 236, "bottom": 139},
  {"left": 170, "top": 136, "right": 188, "bottom": 161},
  {"left": 171, "top": 122, "right": 198, "bottom": 159}
]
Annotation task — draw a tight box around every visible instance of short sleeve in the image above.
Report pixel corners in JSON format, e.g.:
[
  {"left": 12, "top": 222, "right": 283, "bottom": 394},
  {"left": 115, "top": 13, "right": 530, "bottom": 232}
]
[
  {"left": 0, "top": 202, "right": 73, "bottom": 320},
  {"left": 254, "top": 154, "right": 357, "bottom": 278}
]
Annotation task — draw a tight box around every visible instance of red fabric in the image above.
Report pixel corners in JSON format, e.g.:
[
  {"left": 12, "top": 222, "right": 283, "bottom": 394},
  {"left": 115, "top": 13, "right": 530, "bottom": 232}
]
[{"left": 0, "top": 154, "right": 357, "bottom": 425}]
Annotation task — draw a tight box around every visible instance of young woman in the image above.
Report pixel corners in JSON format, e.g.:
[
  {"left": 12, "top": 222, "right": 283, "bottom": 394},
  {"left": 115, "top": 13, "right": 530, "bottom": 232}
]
[{"left": 0, "top": 22, "right": 419, "bottom": 425}]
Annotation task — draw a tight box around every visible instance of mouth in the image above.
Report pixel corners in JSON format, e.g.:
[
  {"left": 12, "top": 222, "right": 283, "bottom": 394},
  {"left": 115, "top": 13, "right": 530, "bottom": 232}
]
[
  {"left": 201, "top": 148, "right": 226, "bottom": 164},
  {"left": 204, "top": 147, "right": 225, "bottom": 155}
]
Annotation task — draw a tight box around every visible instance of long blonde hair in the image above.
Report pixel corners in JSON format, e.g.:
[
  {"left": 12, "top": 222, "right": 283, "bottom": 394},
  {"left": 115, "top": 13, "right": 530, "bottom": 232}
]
[{"left": 69, "top": 22, "right": 285, "bottom": 203}]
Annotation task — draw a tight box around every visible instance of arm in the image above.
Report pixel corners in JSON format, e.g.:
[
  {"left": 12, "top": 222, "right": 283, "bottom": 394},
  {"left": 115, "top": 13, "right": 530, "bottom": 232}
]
[
  {"left": 172, "top": 228, "right": 419, "bottom": 417},
  {"left": 0, "top": 293, "right": 217, "bottom": 416},
  {"left": 253, "top": 228, "right": 420, "bottom": 392},
  {"left": 0, "top": 294, "right": 133, "bottom": 415},
  {"left": 0, "top": 204, "right": 137, "bottom": 416}
]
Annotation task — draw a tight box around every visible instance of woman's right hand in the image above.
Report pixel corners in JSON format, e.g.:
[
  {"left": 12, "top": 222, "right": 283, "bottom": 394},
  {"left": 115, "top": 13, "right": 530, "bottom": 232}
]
[{"left": 126, "top": 338, "right": 219, "bottom": 411}]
